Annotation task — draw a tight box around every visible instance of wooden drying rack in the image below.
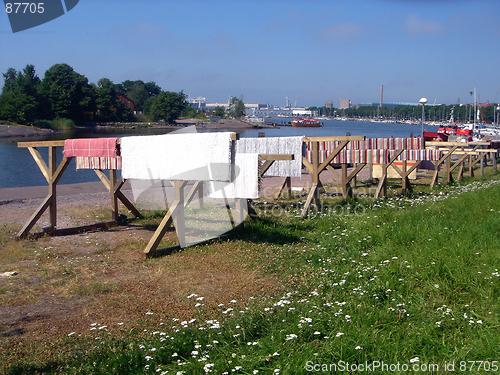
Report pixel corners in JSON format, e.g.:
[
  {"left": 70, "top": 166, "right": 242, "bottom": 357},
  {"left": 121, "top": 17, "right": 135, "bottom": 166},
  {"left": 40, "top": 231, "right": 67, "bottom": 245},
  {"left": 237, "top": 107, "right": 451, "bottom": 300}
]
[
  {"left": 425, "top": 141, "right": 498, "bottom": 188},
  {"left": 16, "top": 140, "right": 141, "bottom": 239},
  {"left": 17, "top": 138, "right": 293, "bottom": 257}
]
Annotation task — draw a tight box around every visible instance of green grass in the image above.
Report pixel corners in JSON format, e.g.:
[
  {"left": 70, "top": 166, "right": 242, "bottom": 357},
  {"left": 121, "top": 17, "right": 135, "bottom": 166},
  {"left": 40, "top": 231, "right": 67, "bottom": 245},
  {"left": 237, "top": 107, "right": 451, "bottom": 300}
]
[
  {"left": 4, "top": 177, "right": 500, "bottom": 374},
  {"left": 33, "top": 118, "right": 75, "bottom": 130}
]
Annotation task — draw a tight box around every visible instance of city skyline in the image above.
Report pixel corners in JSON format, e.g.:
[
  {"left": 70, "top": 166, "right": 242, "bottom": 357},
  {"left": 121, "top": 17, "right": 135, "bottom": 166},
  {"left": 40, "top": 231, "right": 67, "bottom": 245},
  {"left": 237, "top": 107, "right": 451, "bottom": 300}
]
[{"left": 1, "top": 0, "right": 499, "bottom": 107}]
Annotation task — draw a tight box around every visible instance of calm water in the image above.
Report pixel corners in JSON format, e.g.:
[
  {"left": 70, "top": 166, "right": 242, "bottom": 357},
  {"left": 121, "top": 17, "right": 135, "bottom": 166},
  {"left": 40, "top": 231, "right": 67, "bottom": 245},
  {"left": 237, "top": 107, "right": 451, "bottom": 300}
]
[{"left": 0, "top": 120, "right": 422, "bottom": 188}]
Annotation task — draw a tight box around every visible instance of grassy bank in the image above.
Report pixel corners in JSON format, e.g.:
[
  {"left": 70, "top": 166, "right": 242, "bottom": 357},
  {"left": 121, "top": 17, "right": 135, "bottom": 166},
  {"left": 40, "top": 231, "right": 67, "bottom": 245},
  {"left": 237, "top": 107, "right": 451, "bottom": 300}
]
[
  {"left": 34, "top": 118, "right": 76, "bottom": 130},
  {"left": 2, "top": 176, "right": 500, "bottom": 374}
]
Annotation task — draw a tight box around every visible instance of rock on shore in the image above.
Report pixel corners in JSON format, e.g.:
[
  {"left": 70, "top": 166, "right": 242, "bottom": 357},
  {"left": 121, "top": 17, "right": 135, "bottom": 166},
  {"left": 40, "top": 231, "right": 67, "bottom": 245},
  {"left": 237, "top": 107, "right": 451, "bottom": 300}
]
[{"left": 0, "top": 124, "right": 55, "bottom": 139}]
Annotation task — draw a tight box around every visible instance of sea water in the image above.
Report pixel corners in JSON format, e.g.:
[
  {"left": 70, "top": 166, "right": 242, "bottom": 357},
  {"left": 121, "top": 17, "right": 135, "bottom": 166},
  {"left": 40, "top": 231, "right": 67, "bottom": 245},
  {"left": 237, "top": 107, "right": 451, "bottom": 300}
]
[{"left": 0, "top": 119, "right": 423, "bottom": 188}]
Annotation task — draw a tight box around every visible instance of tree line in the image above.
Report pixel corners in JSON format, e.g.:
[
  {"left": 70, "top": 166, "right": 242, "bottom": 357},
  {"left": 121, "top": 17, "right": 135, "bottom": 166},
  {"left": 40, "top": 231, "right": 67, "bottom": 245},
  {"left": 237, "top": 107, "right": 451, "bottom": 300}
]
[
  {"left": 309, "top": 103, "right": 499, "bottom": 124},
  {"left": 0, "top": 63, "right": 189, "bottom": 126}
]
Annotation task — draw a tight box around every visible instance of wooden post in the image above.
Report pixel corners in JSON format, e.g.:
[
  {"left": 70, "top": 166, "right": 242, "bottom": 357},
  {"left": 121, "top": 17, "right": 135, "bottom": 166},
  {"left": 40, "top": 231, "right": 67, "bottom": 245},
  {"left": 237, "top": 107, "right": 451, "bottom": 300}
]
[
  {"left": 301, "top": 141, "right": 320, "bottom": 217},
  {"left": 458, "top": 162, "right": 464, "bottom": 181},
  {"left": 174, "top": 181, "right": 186, "bottom": 248},
  {"left": 48, "top": 146, "right": 57, "bottom": 229},
  {"left": 446, "top": 151, "right": 453, "bottom": 184},
  {"left": 375, "top": 164, "right": 388, "bottom": 199},
  {"left": 109, "top": 169, "right": 118, "bottom": 221},
  {"left": 401, "top": 161, "right": 408, "bottom": 194},
  {"left": 143, "top": 180, "right": 188, "bottom": 255},
  {"left": 352, "top": 163, "right": 357, "bottom": 186},
  {"left": 95, "top": 170, "right": 141, "bottom": 218},
  {"left": 234, "top": 198, "right": 248, "bottom": 228},
  {"left": 341, "top": 163, "right": 352, "bottom": 199},
  {"left": 275, "top": 176, "right": 291, "bottom": 199}
]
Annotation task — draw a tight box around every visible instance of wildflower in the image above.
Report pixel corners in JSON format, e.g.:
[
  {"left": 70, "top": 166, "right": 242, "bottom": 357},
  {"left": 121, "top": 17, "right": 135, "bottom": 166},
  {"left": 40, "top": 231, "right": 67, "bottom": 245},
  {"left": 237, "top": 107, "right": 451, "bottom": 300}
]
[
  {"left": 313, "top": 331, "right": 321, "bottom": 335},
  {"left": 336, "top": 332, "right": 344, "bottom": 337},
  {"left": 355, "top": 346, "right": 362, "bottom": 350},
  {"left": 204, "top": 363, "right": 215, "bottom": 372}
]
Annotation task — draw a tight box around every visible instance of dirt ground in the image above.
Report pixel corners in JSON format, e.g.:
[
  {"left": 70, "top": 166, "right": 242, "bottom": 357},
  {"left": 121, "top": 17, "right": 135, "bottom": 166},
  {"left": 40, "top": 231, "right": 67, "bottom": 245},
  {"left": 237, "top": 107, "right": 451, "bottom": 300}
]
[{"left": 0, "top": 174, "right": 320, "bottom": 344}]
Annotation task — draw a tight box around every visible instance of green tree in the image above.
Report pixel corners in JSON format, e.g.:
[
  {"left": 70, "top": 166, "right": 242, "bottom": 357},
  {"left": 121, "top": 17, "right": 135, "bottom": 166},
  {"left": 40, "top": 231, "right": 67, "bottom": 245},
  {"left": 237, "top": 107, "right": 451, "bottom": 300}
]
[
  {"left": 227, "top": 96, "right": 245, "bottom": 119},
  {"left": 214, "top": 106, "right": 225, "bottom": 118},
  {"left": 0, "top": 64, "right": 44, "bottom": 124},
  {"left": 143, "top": 81, "right": 161, "bottom": 98},
  {"left": 95, "top": 78, "right": 120, "bottom": 121},
  {"left": 116, "top": 80, "right": 161, "bottom": 113},
  {"left": 39, "top": 63, "right": 95, "bottom": 121},
  {"left": 146, "top": 91, "right": 188, "bottom": 123}
]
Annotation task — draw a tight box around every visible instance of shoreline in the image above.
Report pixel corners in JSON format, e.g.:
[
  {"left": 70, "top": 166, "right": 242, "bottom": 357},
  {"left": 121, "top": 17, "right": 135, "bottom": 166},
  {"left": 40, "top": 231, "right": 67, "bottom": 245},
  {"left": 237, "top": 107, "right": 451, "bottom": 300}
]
[
  {"left": 0, "top": 119, "right": 269, "bottom": 140},
  {"left": 0, "top": 124, "right": 56, "bottom": 139}
]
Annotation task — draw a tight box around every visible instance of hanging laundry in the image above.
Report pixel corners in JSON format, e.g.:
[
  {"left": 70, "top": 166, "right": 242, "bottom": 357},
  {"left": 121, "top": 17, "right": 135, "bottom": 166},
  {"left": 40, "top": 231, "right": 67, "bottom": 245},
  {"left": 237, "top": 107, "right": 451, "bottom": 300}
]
[
  {"left": 63, "top": 138, "right": 121, "bottom": 169},
  {"left": 120, "top": 132, "right": 234, "bottom": 181}
]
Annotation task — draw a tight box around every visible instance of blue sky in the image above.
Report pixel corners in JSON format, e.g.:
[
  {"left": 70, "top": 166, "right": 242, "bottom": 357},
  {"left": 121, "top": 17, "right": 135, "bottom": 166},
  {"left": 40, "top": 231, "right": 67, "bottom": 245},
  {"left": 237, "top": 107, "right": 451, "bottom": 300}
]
[{"left": 1, "top": 0, "right": 499, "bottom": 107}]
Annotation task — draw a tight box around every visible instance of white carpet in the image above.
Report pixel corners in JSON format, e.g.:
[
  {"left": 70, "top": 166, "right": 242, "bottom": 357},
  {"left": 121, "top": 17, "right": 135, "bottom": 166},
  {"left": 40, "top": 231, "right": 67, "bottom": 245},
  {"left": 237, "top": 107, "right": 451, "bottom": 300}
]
[
  {"left": 234, "top": 136, "right": 303, "bottom": 177},
  {"left": 209, "top": 153, "right": 259, "bottom": 199},
  {"left": 121, "top": 132, "right": 234, "bottom": 181}
]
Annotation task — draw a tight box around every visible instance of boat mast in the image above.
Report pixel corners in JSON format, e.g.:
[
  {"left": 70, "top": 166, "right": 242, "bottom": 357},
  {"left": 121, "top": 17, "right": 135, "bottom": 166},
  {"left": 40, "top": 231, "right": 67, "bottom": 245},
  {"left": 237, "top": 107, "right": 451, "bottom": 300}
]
[{"left": 473, "top": 87, "right": 476, "bottom": 128}]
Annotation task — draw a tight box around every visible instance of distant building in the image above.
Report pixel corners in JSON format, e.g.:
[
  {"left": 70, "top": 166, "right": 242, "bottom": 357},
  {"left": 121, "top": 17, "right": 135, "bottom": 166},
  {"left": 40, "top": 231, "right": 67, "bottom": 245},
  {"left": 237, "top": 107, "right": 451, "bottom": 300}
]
[
  {"left": 119, "top": 94, "right": 134, "bottom": 113},
  {"left": 253, "top": 107, "right": 318, "bottom": 117},
  {"left": 325, "top": 100, "right": 334, "bottom": 108},
  {"left": 358, "top": 101, "right": 441, "bottom": 108},
  {"left": 339, "top": 98, "right": 351, "bottom": 109},
  {"left": 188, "top": 97, "right": 206, "bottom": 109}
]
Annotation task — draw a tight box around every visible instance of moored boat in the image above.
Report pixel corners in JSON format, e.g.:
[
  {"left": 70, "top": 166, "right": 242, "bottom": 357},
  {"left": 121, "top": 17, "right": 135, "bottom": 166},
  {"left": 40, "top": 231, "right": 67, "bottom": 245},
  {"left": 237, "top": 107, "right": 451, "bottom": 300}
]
[
  {"left": 291, "top": 118, "right": 322, "bottom": 127},
  {"left": 423, "top": 131, "right": 448, "bottom": 142}
]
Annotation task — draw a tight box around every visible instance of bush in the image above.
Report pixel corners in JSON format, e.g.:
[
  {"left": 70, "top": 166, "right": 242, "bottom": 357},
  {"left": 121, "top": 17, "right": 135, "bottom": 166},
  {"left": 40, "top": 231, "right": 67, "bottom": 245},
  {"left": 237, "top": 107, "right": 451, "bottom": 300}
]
[
  {"left": 33, "top": 120, "right": 51, "bottom": 129},
  {"left": 49, "top": 118, "right": 75, "bottom": 130}
]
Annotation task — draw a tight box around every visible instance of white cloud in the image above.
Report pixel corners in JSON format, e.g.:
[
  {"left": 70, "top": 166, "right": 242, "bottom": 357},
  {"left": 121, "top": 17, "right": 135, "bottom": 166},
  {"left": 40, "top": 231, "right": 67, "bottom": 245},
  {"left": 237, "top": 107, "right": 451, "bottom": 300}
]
[
  {"left": 320, "top": 22, "right": 363, "bottom": 40},
  {"left": 405, "top": 14, "right": 444, "bottom": 36}
]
